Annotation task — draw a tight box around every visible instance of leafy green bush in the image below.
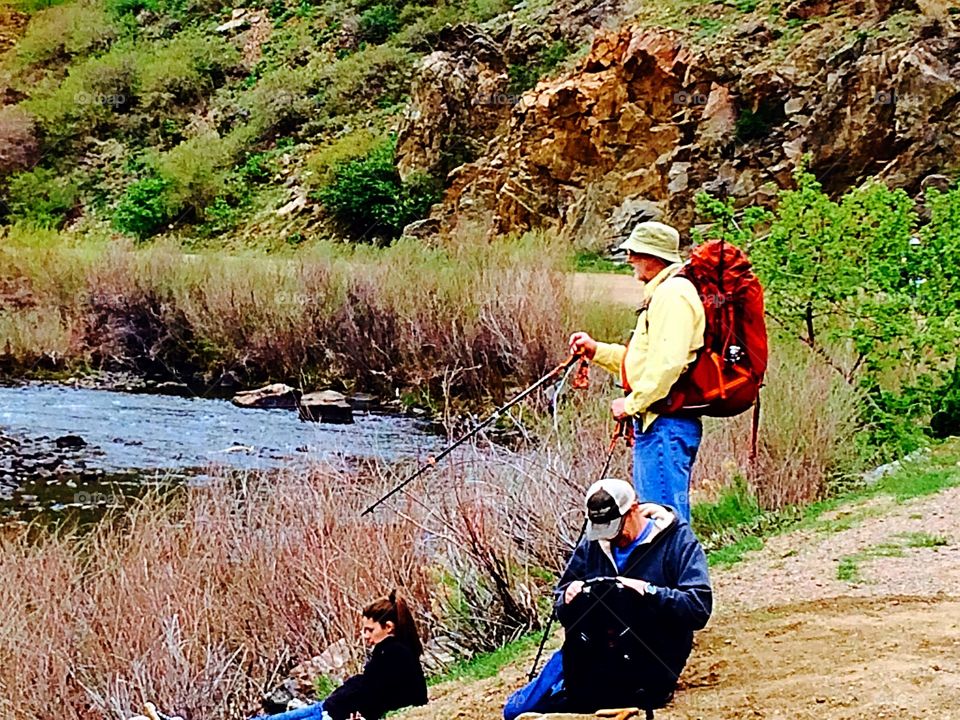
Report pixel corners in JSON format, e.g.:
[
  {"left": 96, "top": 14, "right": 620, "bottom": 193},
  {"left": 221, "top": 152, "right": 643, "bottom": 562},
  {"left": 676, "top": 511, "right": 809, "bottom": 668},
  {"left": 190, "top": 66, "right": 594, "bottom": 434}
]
[
  {"left": 12, "top": 0, "right": 116, "bottom": 68},
  {"left": 113, "top": 175, "right": 174, "bottom": 239},
  {"left": 236, "top": 64, "right": 317, "bottom": 137},
  {"left": 306, "top": 127, "right": 384, "bottom": 186},
  {"left": 10, "top": 0, "right": 73, "bottom": 10},
  {"left": 696, "top": 165, "right": 960, "bottom": 461},
  {"left": 105, "top": 0, "right": 157, "bottom": 15},
  {"left": 317, "top": 137, "right": 440, "bottom": 241},
  {"left": 507, "top": 41, "right": 574, "bottom": 94},
  {"left": 315, "top": 44, "right": 413, "bottom": 117},
  {"left": 3, "top": 167, "right": 79, "bottom": 228},
  {"left": 106, "top": 0, "right": 227, "bottom": 19},
  {"left": 22, "top": 45, "right": 138, "bottom": 148},
  {"left": 136, "top": 32, "right": 241, "bottom": 108},
  {"left": 735, "top": 101, "right": 784, "bottom": 143},
  {"left": 358, "top": 3, "right": 401, "bottom": 43},
  {"left": 153, "top": 130, "right": 246, "bottom": 217}
]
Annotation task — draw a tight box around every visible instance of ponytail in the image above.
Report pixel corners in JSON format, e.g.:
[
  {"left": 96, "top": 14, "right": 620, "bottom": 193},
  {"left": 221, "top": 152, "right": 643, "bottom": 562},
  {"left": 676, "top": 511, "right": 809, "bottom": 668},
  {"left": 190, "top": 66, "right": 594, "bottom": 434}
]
[{"left": 363, "top": 590, "right": 423, "bottom": 657}]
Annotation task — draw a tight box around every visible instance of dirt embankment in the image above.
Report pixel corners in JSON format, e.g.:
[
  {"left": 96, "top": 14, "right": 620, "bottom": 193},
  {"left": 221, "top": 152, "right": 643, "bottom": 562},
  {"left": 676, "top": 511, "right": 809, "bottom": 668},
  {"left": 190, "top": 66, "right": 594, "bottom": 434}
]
[{"left": 400, "top": 483, "right": 960, "bottom": 720}]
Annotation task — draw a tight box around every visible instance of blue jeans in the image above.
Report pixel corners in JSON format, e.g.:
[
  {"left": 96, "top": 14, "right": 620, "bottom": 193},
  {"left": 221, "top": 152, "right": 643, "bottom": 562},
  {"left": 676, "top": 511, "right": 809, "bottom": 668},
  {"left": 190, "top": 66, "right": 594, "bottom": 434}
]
[
  {"left": 503, "top": 649, "right": 566, "bottom": 719},
  {"left": 251, "top": 702, "right": 325, "bottom": 720},
  {"left": 632, "top": 415, "right": 702, "bottom": 522}
]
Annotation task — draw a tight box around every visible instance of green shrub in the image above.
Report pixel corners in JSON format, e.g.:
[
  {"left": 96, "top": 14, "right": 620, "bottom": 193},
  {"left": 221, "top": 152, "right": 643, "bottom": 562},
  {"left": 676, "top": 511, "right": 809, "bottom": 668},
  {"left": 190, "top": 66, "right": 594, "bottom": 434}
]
[
  {"left": 392, "top": 3, "right": 459, "bottom": 45},
  {"left": 317, "top": 137, "right": 440, "bottom": 241},
  {"left": 106, "top": 0, "right": 227, "bottom": 18},
  {"left": 12, "top": 0, "right": 116, "bottom": 68},
  {"left": 10, "top": 0, "right": 73, "bottom": 10},
  {"left": 465, "top": 0, "right": 511, "bottom": 21},
  {"left": 507, "top": 41, "right": 574, "bottom": 94},
  {"left": 315, "top": 44, "right": 413, "bottom": 117},
  {"left": 735, "top": 100, "right": 784, "bottom": 142},
  {"left": 696, "top": 165, "right": 960, "bottom": 462},
  {"left": 136, "top": 32, "right": 241, "bottom": 107},
  {"left": 23, "top": 45, "right": 138, "bottom": 147},
  {"left": 153, "top": 129, "right": 255, "bottom": 216},
  {"left": 305, "top": 127, "right": 384, "bottom": 186},
  {"left": 3, "top": 167, "right": 79, "bottom": 228},
  {"left": 358, "top": 3, "right": 401, "bottom": 43},
  {"left": 237, "top": 64, "right": 317, "bottom": 137},
  {"left": 105, "top": 0, "right": 159, "bottom": 15},
  {"left": 113, "top": 175, "right": 174, "bottom": 239}
]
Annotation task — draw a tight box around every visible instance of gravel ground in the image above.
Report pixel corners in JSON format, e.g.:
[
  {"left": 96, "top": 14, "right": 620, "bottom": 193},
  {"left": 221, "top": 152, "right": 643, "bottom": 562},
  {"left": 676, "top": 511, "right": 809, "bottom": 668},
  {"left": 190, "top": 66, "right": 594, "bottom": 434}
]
[{"left": 715, "top": 485, "right": 960, "bottom": 611}]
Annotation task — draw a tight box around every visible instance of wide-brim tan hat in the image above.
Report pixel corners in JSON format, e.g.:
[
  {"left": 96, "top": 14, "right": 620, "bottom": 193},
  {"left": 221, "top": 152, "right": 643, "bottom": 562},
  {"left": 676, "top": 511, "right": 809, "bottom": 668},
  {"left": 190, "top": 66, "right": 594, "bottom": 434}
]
[{"left": 618, "top": 221, "right": 682, "bottom": 264}]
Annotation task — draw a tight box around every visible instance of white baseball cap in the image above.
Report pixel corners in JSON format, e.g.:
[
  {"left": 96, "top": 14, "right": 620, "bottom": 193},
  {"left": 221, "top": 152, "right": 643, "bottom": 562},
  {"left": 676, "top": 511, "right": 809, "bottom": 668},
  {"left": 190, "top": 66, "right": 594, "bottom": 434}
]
[{"left": 584, "top": 478, "right": 637, "bottom": 541}]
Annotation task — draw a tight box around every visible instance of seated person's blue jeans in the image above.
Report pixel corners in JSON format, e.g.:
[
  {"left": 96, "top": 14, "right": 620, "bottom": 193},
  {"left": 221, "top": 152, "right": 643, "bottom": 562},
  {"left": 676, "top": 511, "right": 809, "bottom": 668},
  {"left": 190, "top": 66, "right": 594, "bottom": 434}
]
[
  {"left": 503, "top": 649, "right": 565, "bottom": 720},
  {"left": 632, "top": 415, "right": 702, "bottom": 522},
  {"left": 251, "top": 702, "right": 327, "bottom": 720}
]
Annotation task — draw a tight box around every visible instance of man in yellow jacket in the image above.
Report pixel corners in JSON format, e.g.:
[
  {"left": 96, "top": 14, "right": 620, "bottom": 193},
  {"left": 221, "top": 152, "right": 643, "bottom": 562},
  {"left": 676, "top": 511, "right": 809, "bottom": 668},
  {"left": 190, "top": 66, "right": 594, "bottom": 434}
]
[{"left": 570, "top": 221, "right": 705, "bottom": 521}]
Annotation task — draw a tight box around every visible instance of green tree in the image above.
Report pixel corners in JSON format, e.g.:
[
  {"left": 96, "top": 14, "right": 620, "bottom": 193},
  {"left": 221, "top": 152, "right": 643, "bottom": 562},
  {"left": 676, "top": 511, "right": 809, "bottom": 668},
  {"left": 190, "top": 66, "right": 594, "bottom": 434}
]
[{"left": 696, "top": 164, "right": 960, "bottom": 460}]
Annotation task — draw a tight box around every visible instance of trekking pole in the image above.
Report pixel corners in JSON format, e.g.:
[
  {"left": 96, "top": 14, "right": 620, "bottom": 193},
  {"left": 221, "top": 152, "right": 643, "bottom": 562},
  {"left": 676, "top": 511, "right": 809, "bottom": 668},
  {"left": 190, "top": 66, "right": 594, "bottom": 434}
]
[
  {"left": 361, "top": 353, "right": 584, "bottom": 517},
  {"left": 527, "top": 418, "right": 628, "bottom": 681}
]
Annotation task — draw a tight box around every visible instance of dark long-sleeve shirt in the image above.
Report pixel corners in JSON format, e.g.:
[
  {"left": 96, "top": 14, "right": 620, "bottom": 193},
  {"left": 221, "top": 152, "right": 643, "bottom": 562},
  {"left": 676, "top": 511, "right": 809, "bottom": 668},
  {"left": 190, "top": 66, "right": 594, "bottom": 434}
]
[{"left": 322, "top": 636, "right": 428, "bottom": 720}]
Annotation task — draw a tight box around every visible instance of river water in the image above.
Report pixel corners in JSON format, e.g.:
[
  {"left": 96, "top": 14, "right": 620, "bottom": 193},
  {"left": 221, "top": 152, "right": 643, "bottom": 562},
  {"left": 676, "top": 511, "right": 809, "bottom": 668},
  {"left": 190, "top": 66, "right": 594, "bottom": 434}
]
[{"left": 0, "top": 383, "right": 447, "bottom": 521}]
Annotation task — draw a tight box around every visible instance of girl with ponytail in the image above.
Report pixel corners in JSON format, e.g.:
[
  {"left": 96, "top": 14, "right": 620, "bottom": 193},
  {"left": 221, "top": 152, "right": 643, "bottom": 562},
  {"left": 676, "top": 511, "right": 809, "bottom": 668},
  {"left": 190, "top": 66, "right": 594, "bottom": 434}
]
[{"left": 256, "top": 591, "right": 428, "bottom": 720}]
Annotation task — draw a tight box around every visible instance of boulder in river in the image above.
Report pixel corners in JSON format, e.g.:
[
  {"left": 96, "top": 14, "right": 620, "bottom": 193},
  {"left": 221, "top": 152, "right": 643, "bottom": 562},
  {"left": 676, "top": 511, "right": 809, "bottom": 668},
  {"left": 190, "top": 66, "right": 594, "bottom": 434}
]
[
  {"left": 232, "top": 383, "right": 301, "bottom": 409},
  {"left": 55, "top": 434, "right": 86, "bottom": 449},
  {"left": 298, "top": 390, "right": 354, "bottom": 424},
  {"left": 151, "top": 381, "right": 193, "bottom": 397}
]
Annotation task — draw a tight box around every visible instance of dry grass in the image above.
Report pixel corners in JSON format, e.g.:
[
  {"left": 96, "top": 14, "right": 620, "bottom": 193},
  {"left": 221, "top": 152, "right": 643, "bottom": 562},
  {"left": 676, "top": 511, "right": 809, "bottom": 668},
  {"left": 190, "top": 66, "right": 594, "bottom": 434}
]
[
  {"left": 0, "top": 232, "right": 580, "bottom": 399},
  {"left": 693, "top": 341, "right": 862, "bottom": 509},
  {"left": 0, "top": 417, "right": 626, "bottom": 720}
]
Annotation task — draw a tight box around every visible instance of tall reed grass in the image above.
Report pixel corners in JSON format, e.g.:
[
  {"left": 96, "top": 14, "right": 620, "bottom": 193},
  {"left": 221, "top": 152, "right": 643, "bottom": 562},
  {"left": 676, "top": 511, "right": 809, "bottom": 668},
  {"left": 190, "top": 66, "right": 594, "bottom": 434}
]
[
  {"left": 693, "top": 341, "right": 862, "bottom": 509},
  {"left": 0, "top": 231, "right": 582, "bottom": 399}
]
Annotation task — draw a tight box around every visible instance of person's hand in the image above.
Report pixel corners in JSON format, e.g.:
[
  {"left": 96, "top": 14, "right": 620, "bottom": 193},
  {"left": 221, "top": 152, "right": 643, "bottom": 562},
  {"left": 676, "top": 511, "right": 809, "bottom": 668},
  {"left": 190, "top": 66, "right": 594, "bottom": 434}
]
[
  {"left": 617, "top": 576, "right": 650, "bottom": 596},
  {"left": 611, "top": 397, "right": 630, "bottom": 420},
  {"left": 568, "top": 332, "right": 597, "bottom": 360},
  {"left": 564, "top": 580, "right": 585, "bottom": 604}
]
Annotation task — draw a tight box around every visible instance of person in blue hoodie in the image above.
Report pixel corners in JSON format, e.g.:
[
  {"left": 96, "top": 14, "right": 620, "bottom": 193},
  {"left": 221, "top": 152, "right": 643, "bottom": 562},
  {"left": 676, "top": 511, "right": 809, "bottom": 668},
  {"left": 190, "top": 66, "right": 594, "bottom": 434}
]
[{"left": 505, "top": 478, "right": 712, "bottom": 718}]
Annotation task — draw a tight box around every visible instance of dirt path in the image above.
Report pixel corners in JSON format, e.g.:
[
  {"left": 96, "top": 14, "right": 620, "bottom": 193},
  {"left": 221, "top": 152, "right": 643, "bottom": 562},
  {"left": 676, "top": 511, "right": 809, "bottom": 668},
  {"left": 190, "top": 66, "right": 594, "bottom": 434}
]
[{"left": 401, "top": 482, "right": 960, "bottom": 719}]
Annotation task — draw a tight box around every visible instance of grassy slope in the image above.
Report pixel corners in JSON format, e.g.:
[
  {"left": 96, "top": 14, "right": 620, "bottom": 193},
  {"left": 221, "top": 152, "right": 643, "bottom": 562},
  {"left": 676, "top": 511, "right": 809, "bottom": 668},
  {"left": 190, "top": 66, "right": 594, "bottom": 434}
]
[{"left": 0, "top": 0, "right": 926, "bottom": 246}]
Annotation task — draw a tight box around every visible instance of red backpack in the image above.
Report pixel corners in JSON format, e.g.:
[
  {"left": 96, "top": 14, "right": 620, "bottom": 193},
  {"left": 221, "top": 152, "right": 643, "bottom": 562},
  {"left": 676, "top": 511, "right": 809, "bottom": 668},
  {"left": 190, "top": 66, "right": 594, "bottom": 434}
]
[{"left": 649, "top": 239, "right": 768, "bottom": 417}]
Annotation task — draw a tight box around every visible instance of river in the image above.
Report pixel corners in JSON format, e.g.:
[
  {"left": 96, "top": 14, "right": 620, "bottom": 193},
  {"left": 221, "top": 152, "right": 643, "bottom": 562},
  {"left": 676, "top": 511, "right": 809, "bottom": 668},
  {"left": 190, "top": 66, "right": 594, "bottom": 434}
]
[{"left": 0, "top": 383, "right": 447, "bottom": 522}]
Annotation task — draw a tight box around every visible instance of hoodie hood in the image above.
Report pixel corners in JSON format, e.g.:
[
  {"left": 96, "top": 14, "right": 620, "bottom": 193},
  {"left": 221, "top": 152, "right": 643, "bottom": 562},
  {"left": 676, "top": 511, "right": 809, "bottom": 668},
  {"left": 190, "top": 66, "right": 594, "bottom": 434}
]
[{"left": 598, "top": 502, "right": 677, "bottom": 569}]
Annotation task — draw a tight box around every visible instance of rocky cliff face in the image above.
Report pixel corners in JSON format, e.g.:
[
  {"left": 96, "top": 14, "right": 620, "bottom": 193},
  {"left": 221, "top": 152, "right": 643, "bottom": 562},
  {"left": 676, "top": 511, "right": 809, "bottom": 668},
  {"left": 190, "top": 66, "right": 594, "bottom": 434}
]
[{"left": 396, "top": 0, "right": 959, "bottom": 244}]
